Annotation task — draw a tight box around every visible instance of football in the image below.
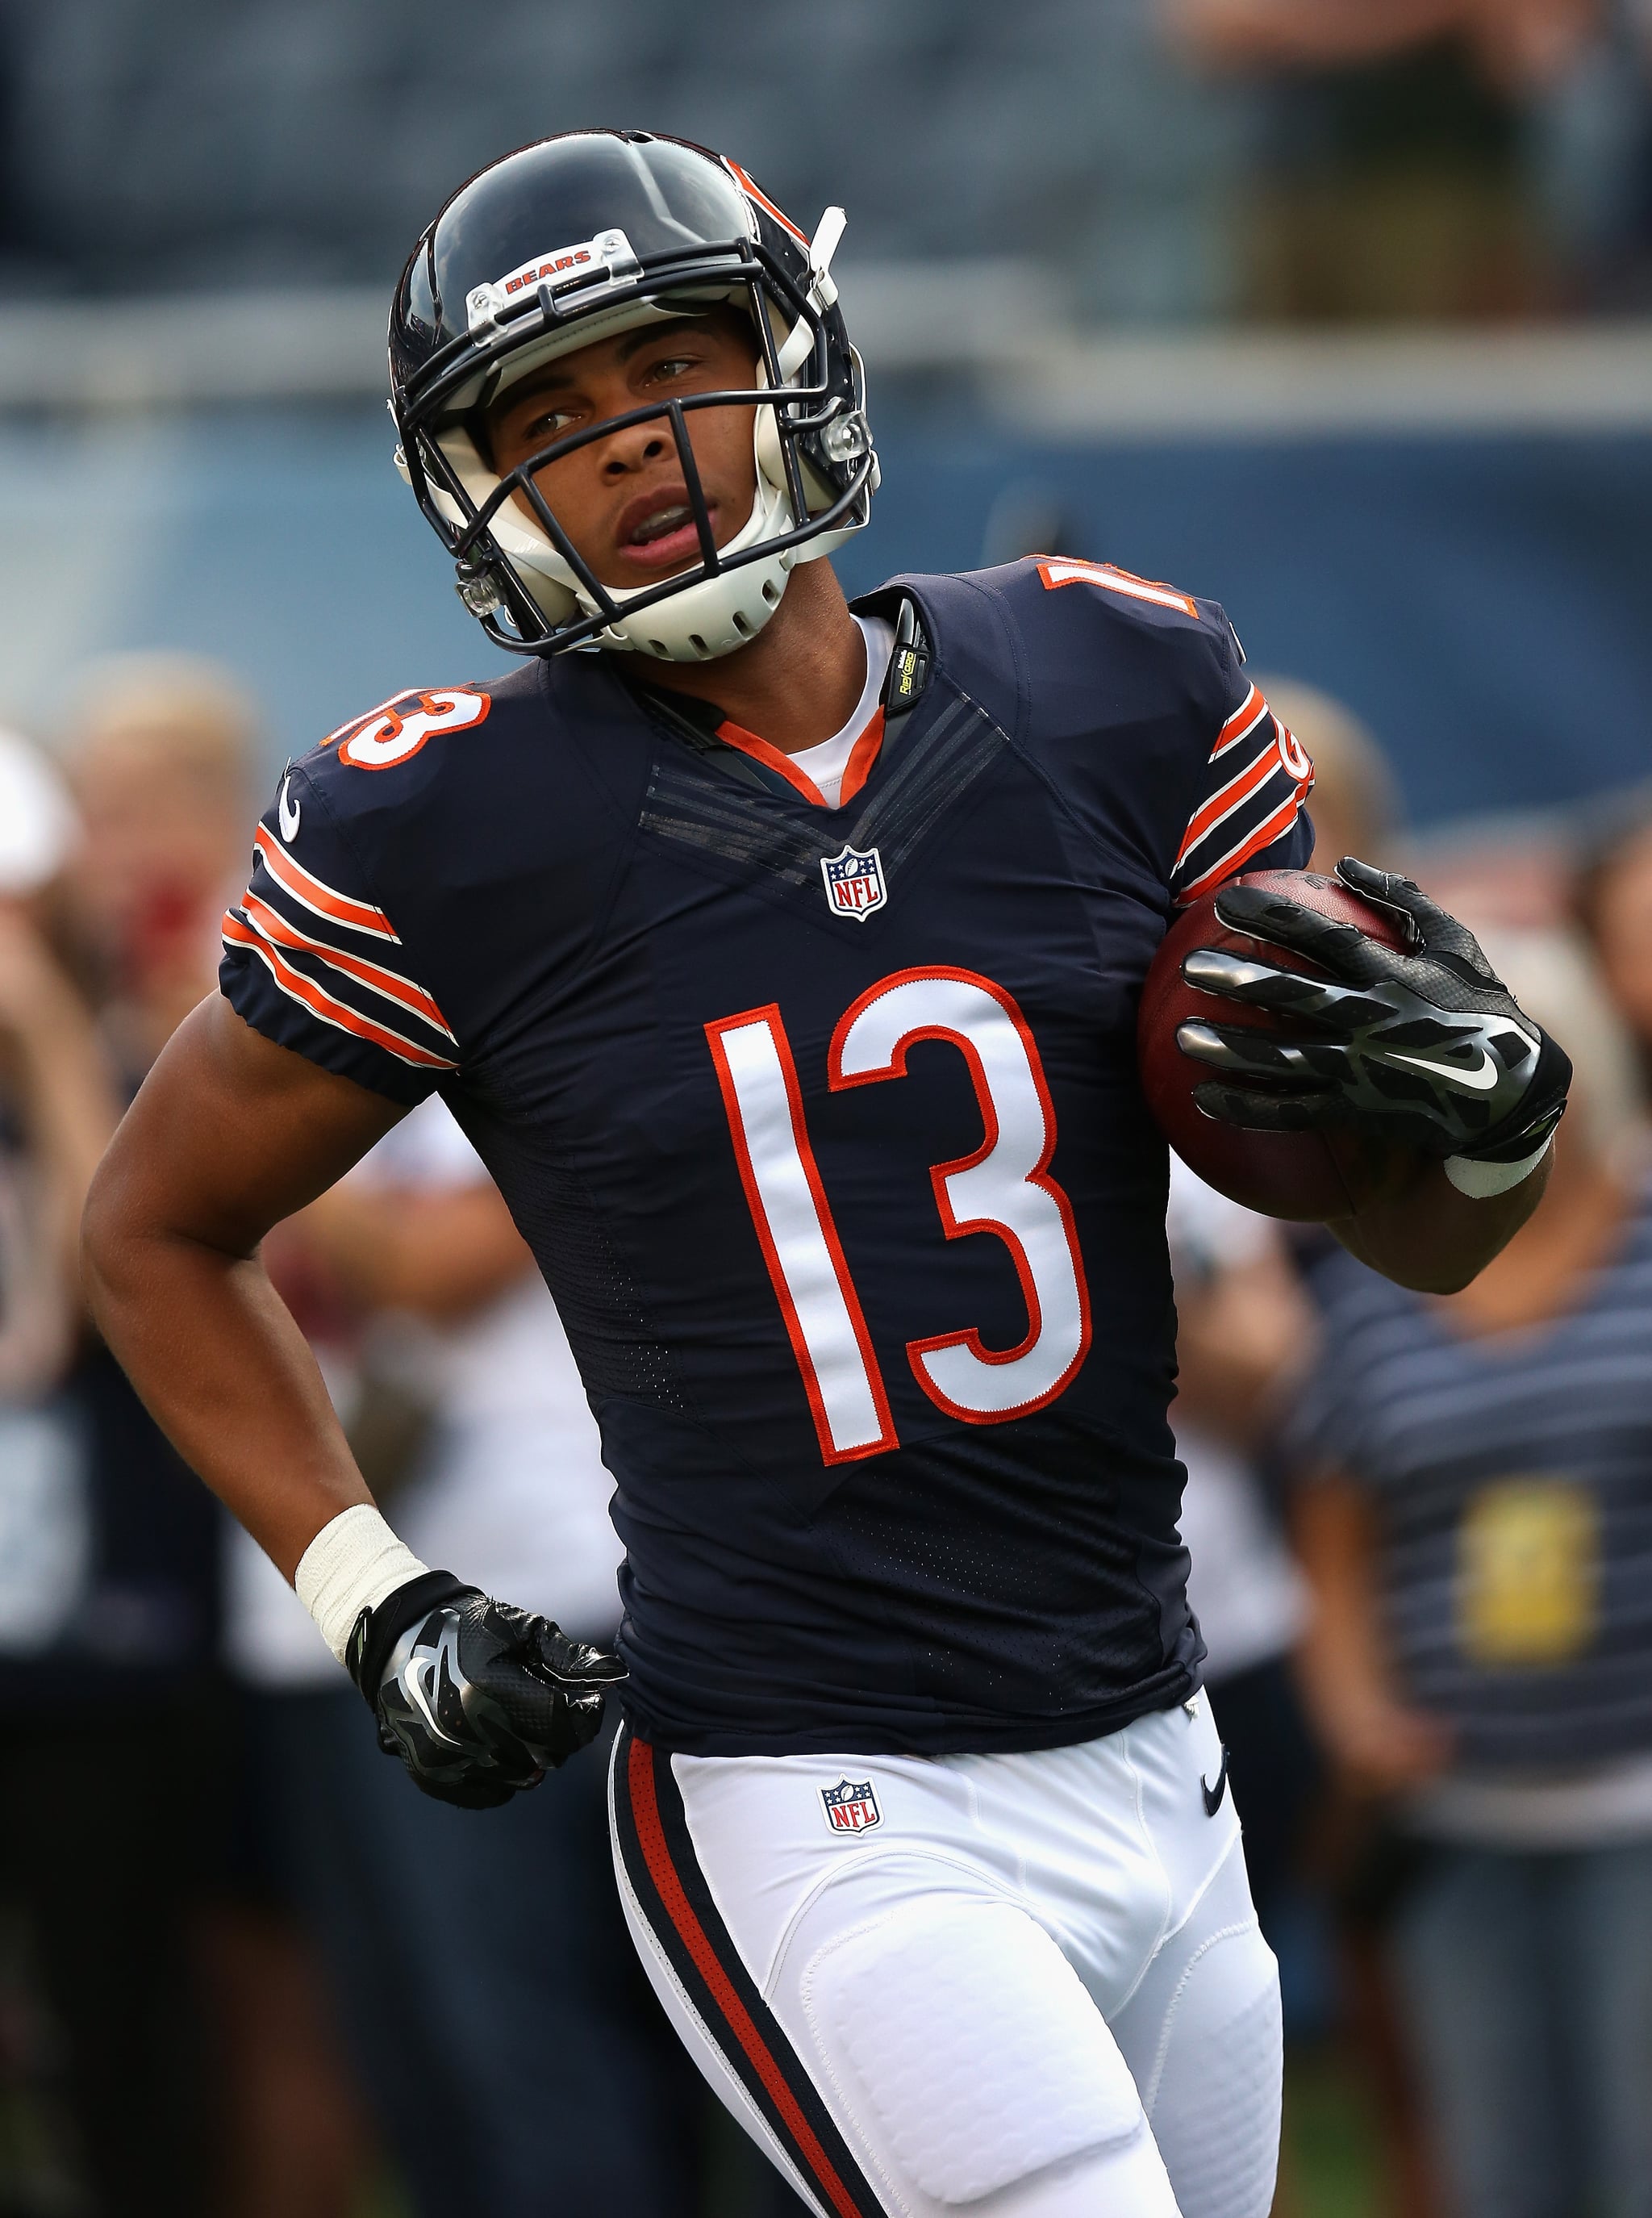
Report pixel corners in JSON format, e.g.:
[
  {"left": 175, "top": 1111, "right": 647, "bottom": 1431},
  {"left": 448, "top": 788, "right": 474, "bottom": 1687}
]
[{"left": 1138, "top": 867, "right": 1415, "bottom": 1221}]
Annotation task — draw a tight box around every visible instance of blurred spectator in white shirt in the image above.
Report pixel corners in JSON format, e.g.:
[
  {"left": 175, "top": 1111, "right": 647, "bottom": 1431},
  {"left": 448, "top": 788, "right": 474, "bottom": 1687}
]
[{"left": 236, "top": 1096, "right": 712, "bottom": 2218}]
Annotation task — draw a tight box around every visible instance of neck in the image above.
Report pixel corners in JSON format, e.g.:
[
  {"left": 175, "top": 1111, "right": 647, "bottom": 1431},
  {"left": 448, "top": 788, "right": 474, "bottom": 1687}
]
[{"left": 628, "top": 561, "right": 866, "bottom": 753}]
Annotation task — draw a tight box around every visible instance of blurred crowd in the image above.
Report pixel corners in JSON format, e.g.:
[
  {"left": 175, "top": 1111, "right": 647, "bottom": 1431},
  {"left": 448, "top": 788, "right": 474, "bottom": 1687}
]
[
  {"left": 1, "top": 0, "right": 1650, "bottom": 322},
  {"left": 0, "top": 2, "right": 1644, "bottom": 2212},
  {"left": 0, "top": 634, "right": 1646, "bottom": 2218},
  {"left": 0, "top": 664, "right": 794, "bottom": 2218}
]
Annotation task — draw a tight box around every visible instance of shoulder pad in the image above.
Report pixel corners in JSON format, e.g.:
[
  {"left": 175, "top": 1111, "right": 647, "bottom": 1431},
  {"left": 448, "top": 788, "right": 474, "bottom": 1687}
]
[
  {"left": 314, "top": 681, "right": 494, "bottom": 774},
  {"left": 982, "top": 553, "right": 1224, "bottom": 638}
]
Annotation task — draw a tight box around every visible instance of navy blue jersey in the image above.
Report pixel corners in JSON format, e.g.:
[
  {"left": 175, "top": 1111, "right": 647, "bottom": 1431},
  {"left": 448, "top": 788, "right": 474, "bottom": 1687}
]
[{"left": 221, "top": 556, "right": 1313, "bottom": 1756}]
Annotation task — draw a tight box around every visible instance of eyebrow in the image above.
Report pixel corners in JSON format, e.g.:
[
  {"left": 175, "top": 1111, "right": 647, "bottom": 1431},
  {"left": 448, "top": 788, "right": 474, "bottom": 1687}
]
[{"left": 503, "top": 320, "right": 711, "bottom": 403}]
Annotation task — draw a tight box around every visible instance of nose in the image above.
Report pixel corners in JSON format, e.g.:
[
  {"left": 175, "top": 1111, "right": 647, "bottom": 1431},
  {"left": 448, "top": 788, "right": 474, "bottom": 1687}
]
[{"left": 599, "top": 421, "right": 671, "bottom": 479}]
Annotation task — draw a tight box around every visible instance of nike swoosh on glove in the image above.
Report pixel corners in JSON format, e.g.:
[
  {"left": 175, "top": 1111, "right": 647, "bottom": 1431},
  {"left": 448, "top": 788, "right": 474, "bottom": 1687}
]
[
  {"left": 346, "top": 1569, "right": 626, "bottom": 1809},
  {"left": 1174, "top": 856, "right": 1571, "bottom": 1162}
]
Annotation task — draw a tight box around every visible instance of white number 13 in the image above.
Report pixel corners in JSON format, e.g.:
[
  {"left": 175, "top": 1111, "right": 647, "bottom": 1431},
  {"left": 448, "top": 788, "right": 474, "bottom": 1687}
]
[{"left": 707, "top": 967, "right": 1092, "bottom": 1465}]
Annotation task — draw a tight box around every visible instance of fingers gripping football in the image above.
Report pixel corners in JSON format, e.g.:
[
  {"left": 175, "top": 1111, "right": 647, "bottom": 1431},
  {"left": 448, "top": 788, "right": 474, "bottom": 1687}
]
[
  {"left": 1176, "top": 858, "right": 1571, "bottom": 1163},
  {"left": 347, "top": 1573, "right": 626, "bottom": 1810}
]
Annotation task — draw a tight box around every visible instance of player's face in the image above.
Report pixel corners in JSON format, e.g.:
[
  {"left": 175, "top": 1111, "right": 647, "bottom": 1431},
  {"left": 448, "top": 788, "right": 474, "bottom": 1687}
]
[{"left": 484, "top": 312, "right": 761, "bottom": 591}]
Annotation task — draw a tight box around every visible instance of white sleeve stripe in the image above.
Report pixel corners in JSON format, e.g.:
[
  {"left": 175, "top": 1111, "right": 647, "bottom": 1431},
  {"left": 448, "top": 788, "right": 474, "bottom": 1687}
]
[
  {"left": 1174, "top": 787, "right": 1310, "bottom": 906},
  {"left": 241, "top": 892, "right": 457, "bottom": 1045},
  {"left": 223, "top": 917, "right": 458, "bottom": 1070},
  {"left": 1174, "top": 749, "right": 1291, "bottom": 871},
  {"left": 252, "top": 824, "right": 401, "bottom": 943},
  {"left": 1209, "top": 689, "right": 1270, "bottom": 758}
]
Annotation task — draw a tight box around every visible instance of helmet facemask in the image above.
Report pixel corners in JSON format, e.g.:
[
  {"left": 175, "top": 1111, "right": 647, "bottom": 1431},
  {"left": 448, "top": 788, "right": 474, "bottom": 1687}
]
[{"left": 393, "top": 191, "right": 877, "bottom": 662}]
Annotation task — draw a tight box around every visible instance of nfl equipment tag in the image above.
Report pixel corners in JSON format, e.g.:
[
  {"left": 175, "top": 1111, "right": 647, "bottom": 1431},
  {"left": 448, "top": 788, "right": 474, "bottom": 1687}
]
[
  {"left": 821, "top": 842, "right": 886, "bottom": 921},
  {"left": 820, "top": 1777, "right": 882, "bottom": 1833}
]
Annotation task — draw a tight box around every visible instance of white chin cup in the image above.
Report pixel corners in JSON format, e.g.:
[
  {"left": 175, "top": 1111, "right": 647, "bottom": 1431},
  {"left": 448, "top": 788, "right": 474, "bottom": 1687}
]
[{"left": 430, "top": 357, "right": 865, "bottom": 662}]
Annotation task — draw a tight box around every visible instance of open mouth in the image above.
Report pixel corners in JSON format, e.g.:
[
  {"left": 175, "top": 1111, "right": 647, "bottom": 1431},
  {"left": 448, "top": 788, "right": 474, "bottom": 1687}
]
[
  {"left": 615, "top": 490, "right": 718, "bottom": 573},
  {"left": 632, "top": 502, "right": 694, "bottom": 546}
]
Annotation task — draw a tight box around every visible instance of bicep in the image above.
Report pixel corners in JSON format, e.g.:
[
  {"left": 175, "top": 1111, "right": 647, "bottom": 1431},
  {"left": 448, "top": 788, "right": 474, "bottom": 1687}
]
[{"left": 91, "top": 996, "right": 409, "bottom": 1258}]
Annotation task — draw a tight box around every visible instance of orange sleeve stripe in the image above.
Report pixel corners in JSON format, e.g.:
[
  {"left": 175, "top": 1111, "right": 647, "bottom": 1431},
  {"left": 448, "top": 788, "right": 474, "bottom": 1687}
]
[
  {"left": 1174, "top": 740, "right": 1283, "bottom": 867},
  {"left": 223, "top": 914, "right": 457, "bottom": 1070},
  {"left": 1174, "top": 785, "right": 1310, "bottom": 907},
  {"left": 1211, "top": 687, "right": 1270, "bottom": 758},
  {"left": 253, "top": 825, "right": 399, "bottom": 941},
  {"left": 240, "top": 892, "right": 456, "bottom": 1042}
]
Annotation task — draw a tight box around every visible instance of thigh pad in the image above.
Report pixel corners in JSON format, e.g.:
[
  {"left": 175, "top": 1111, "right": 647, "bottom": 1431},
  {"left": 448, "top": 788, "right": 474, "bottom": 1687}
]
[{"left": 799, "top": 1889, "right": 1145, "bottom": 2208}]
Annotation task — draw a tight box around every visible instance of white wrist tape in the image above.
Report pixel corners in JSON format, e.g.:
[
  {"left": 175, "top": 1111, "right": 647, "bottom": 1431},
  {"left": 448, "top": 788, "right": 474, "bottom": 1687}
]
[
  {"left": 1443, "top": 1134, "right": 1554, "bottom": 1200},
  {"left": 294, "top": 1504, "right": 430, "bottom": 1665}
]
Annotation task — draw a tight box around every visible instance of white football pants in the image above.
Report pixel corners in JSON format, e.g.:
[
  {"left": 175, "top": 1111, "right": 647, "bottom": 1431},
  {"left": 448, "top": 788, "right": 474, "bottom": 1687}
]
[{"left": 609, "top": 1695, "right": 1281, "bottom": 2218}]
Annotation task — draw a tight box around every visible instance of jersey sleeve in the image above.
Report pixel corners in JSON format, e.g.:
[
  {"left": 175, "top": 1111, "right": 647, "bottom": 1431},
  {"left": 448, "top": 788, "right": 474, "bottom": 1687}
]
[
  {"left": 219, "top": 762, "right": 459, "bottom": 1105},
  {"left": 1168, "top": 662, "right": 1316, "bottom": 907}
]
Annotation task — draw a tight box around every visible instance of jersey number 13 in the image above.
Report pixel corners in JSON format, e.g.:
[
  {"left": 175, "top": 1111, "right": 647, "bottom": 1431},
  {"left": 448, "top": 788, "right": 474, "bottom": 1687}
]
[{"left": 707, "top": 967, "right": 1092, "bottom": 1465}]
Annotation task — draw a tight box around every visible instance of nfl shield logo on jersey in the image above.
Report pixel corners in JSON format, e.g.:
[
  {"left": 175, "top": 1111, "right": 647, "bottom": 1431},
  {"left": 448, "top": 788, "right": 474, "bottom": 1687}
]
[
  {"left": 820, "top": 1777, "right": 882, "bottom": 1833},
  {"left": 820, "top": 843, "right": 887, "bottom": 921}
]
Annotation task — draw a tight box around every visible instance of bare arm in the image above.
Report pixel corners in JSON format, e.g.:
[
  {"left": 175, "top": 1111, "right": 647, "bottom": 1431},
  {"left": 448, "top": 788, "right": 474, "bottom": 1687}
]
[
  {"left": 1179, "top": 861, "right": 1567, "bottom": 1296},
  {"left": 1326, "top": 1142, "right": 1552, "bottom": 1296},
  {"left": 1293, "top": 1467, "right": 1452, "bottom": 1798},
  {"left": 81, "top": 996, "right": 407, "bottom": 1578}
]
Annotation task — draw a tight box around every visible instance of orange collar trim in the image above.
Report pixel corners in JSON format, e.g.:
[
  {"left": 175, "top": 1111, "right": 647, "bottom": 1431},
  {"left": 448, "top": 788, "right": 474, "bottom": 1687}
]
[{"left": 715, "top": 704, "right": 886, "bottom": 811}]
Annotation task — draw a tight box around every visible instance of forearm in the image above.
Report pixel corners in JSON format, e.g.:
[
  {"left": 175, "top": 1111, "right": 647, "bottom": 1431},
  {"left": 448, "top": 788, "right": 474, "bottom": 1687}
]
[
  {"left": 1328, "top": 1144, "right": 1551, "bottom": 1293},
  {"left": 81, "top": 999, "right": 411, "bottom": 1578},
  {"left": 84, "top": 1218, "right": 372, "bottom": 1578}
]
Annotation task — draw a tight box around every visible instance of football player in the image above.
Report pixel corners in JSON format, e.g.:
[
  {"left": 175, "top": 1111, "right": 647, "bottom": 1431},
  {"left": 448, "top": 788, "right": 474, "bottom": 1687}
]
[{"left": 83, "top": 132, "right": 1570, "bottom": 2218}]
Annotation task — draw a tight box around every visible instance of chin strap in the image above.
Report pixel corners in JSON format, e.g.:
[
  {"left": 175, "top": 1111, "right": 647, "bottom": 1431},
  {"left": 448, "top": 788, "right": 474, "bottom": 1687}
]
[{"left": 777, "top": 206, "right": 848, "bottom": 380}]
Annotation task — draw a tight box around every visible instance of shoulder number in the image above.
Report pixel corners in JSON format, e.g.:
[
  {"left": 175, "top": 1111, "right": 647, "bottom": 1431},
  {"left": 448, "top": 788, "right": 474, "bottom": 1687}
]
[
  {"left": 1036, "top": 556, "right": 1197, "bottom": 620},
  {"left": 330, "top": 687, "right": 491, "bottom": 771},
  {"left": 707, "top": 968, "right": 1092, "bottom": 1464}
]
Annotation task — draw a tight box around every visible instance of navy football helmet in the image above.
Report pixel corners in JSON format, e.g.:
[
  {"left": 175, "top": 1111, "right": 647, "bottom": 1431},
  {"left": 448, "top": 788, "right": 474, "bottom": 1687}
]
[{"left": 389, "top": 129, "right": 878, "bottom": 662}]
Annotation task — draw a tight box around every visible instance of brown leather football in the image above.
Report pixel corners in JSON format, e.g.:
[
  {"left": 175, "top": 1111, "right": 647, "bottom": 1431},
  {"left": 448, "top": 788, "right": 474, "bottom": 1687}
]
[{"left": 1138, "top": 867, "right": 1415, "bottom": 1221}]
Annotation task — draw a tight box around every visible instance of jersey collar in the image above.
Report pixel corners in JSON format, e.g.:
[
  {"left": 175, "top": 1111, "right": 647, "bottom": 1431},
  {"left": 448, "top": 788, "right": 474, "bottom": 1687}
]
[{"left": 625, "top": 595, "right": 930, "bottom": 812}]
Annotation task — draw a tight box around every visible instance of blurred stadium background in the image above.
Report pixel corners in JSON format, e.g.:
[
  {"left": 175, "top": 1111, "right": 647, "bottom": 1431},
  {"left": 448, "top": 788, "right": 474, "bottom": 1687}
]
[
  {"left": 2, "top": 3, "right": 1651, "bottom": 2214},
  {"left": 2, "top": 0, "right": 1649, "bottom": 834}
]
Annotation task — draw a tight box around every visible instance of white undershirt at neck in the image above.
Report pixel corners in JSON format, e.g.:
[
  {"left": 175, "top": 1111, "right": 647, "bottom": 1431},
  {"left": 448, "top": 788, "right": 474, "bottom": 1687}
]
[{"left": 785, "top": 614, "right": 895, "bottom": 808}]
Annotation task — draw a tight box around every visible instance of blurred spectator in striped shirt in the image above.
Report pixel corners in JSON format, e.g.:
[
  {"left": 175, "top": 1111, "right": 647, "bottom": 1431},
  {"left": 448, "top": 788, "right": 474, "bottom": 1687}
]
[
  {"left": 1289, "top": 928, "right": 1652, "bottom": 2218},
  {"left": 1573, "top": 782, "right": 1652, "bottom": 1089}
]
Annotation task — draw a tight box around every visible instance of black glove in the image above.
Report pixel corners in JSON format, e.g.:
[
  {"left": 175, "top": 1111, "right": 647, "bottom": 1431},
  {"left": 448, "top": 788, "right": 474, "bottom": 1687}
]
[
  {"left": 1175, "top": 856, "right": 1571, "bottom": 1163},
  {"left": 346, "top": 1569, "right": 626, "bottom": 1810}
]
